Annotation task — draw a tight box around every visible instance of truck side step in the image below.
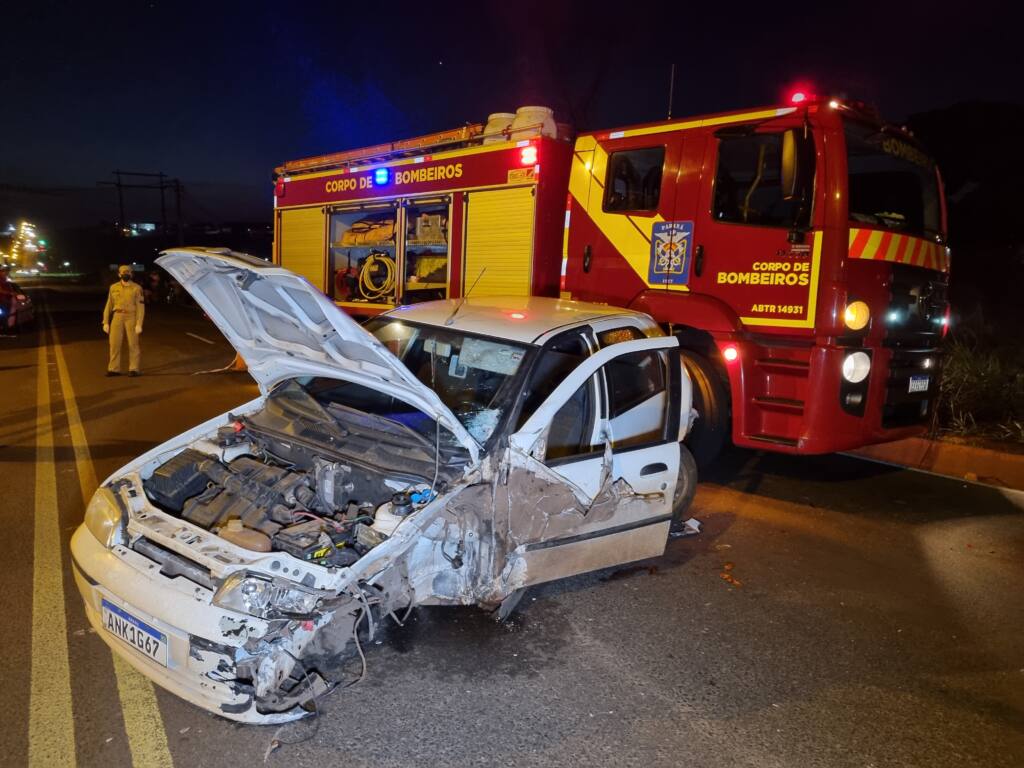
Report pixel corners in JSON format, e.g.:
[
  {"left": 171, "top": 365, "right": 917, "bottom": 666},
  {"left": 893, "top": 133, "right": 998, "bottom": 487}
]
[
  {"left": 752, "top": 396, "right": 805, "bottom": 413},
  {"left": 747, "top": 433, "right": 800, "bottom": 448},
  {"left": 754, "top": 357, "right": 810, "bottom": 372}
]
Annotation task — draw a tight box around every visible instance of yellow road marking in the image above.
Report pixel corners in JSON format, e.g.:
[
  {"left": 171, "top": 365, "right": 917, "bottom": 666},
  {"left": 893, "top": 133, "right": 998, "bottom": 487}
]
[
  {"left": 50, "top": 315, "right": 174, "bottom": 768},
  {"left": 29, "top": 324, "right": 76, "bottom": 768}
]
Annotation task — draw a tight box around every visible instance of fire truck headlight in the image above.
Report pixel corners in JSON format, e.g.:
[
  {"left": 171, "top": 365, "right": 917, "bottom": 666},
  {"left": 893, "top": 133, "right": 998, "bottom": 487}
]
[
  {"left": 843, "top": 301, "right": 871, "bottom": 331},
  {"left": 842, "top": 351, "right": 872, "bottom": 383}
]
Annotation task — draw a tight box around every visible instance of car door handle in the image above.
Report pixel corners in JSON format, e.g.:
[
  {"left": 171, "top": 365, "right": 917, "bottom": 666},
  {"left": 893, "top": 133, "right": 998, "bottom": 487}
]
[
  {"left": 639, "top": 462, "right": 668, "bottom": 476},
  {"left": 694, "top": 244, "right": 705, "bottom": 277}
]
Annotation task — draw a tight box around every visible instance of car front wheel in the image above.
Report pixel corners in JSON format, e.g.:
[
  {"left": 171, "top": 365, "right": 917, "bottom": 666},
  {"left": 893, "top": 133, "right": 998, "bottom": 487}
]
[{"left": 670, "top": 442, "right": 698, "bottom": 532}]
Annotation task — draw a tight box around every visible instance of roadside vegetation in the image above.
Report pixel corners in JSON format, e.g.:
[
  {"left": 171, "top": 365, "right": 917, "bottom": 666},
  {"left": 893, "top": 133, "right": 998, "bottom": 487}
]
[{"left": 935, "top": 310, "right": 1024, "bottom": 445}]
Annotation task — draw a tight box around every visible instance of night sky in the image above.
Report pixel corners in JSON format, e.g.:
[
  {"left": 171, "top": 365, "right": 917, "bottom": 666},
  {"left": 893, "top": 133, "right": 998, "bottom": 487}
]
[{"left": 1, "top": 0, "right": 1018, "bottom": 228}]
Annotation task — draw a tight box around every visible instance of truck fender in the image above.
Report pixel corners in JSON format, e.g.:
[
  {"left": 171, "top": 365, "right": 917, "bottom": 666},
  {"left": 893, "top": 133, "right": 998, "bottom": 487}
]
[{"left": 627, "top": 291, "right": 743, "bottom": 335}]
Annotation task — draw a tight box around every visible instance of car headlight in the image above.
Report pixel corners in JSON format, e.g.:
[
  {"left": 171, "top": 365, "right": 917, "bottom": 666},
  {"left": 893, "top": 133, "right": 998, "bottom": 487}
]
[
  {"left": 84, "top": 488, "right": 124, "bottom": 547},
  {"left": 213, "top": 572, "right": 321, "bottom": 619},
  {"left": 842, "top": 351, "right": 872, "bottom": 383}
]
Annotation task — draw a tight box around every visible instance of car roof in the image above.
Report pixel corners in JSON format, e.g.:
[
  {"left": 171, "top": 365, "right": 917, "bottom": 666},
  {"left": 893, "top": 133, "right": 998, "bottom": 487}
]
[{"left": 382, "top": 296, "right": 650, "bottom": 344}]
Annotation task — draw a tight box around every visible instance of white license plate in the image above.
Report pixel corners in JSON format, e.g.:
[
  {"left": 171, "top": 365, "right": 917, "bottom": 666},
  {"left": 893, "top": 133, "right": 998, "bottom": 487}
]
[
  {"left": 101, "top": 598, "right": 168, "bottom": 667},
  {"left": 908, "top": 375, "right": 930, "bottom": 393}
]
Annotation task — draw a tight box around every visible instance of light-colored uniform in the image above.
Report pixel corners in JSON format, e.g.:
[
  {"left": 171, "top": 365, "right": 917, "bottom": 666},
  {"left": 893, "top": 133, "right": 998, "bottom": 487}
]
[{"left": 103, "top": 279, "right": 145, "bottom": 372}]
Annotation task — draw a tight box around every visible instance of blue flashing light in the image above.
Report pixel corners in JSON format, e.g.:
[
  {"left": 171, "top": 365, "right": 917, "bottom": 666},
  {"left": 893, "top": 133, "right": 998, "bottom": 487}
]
[{"left": 374, "top": 167, "right": 390, "bottom": 186}]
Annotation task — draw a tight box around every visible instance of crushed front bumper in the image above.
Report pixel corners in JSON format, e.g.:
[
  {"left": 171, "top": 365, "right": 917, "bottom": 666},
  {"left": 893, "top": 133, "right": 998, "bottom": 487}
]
[{"left": 70, "top": 525, "right": 307, "bottom": 724}]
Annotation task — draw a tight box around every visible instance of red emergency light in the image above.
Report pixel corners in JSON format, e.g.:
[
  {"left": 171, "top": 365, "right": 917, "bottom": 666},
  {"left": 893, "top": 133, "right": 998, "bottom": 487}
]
[
  {"left": 786, "top": 83, "right": 816, "bottom": 105},
  {"left": 721, "top": 344, "right": 739, "bottom": 363},
  {"left": 274, "top": 177, "right": 286, "bottom": 198},
  {"left": 520, "top": 145, "right": 537, "bottom": 166}
]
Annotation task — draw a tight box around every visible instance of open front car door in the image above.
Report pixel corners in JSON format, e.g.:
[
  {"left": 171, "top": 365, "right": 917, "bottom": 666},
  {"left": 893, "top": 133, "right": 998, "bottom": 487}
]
[{"left": 495, "top": 335, "right": 682, "bottom": 592}]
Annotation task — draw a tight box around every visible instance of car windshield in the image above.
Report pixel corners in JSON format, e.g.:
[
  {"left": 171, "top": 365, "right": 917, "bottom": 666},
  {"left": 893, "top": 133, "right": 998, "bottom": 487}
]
[
  {"left": 845, "top": 120, "right": 942, "bottom": 238},
  {"left": 362, "top": 317, "right": 531, "bottom": 444}
]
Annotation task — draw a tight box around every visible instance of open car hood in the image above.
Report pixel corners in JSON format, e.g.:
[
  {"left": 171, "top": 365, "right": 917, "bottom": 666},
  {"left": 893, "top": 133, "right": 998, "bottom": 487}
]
[{"left": 157, "top": 248, "right": 479, "bottom": 463}]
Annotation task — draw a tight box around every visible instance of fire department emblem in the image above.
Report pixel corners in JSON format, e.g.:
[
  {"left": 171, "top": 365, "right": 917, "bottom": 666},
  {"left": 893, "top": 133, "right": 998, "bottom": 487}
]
[{"left": 649, "top": 220, "right": 694, "bottom": 286}]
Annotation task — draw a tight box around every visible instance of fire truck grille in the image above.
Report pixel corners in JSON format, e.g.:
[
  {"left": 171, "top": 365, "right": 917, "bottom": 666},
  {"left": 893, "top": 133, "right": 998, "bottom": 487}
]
[
  {"left": 881, "top": 264, "right": 948, "bottom": 429},
  {"left": 882, "top": 264, "right": 948, "bottom": 349}
]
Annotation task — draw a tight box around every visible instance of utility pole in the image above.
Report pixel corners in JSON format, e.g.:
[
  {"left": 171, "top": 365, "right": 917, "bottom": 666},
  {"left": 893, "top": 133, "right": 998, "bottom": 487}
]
[
  {"left": 158, "top": 171, "right": 167, "bottom": 237},
  {"left": 97, "top": 170, "right": 185, "bottom": 256},
  {"left": 174, "top": 179, "right": 183, "bottom": 245},
  {"left": 114, "top": 170, "right": 125, "bottom": 231}
]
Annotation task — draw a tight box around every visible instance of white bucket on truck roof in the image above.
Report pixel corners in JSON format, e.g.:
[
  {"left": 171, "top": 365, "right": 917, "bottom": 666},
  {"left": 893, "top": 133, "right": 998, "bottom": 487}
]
[
  {"left": 483, "top": 112, "right": 515, "bottom": 143},
  {"left": 510, "top": 106, "right": 556, "bottom": 141}
]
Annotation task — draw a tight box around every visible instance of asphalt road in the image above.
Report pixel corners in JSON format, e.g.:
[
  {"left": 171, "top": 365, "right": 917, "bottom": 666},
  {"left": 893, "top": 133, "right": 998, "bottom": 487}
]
[{"left": 1, "top": 284, "right": 1022, "bottom": 768}]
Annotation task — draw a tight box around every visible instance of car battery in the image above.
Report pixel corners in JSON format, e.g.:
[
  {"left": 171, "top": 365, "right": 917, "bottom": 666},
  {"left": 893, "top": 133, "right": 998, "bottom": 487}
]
[{"left": 273, "top": 520, "right": 358, "bottom": 567}]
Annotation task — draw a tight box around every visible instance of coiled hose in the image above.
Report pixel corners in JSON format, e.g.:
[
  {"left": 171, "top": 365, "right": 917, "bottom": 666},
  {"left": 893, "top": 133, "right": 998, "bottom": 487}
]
[{"left": 358, "top": 252, "right": 396, "bottom": 301}]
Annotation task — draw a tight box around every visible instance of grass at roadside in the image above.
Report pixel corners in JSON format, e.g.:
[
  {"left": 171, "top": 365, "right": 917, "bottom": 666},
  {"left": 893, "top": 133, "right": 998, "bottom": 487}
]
[{"left": 936, "top": 312, "right": 1024, "bottom": 444}]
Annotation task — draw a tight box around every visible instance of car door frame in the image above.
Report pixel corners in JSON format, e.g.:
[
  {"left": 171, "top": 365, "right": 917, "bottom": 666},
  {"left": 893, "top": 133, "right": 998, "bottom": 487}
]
[{"left": 499, "top": 335, "right": 681, "bottom": 591}]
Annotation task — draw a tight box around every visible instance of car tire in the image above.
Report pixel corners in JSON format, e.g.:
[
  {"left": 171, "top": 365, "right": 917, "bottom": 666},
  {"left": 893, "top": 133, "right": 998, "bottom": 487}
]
[
  {"left": 671, "top": 442, "right": 698, "bottom": 531},
  {"left": 680, "top": 349, "right": 729, "bottom": 469}
]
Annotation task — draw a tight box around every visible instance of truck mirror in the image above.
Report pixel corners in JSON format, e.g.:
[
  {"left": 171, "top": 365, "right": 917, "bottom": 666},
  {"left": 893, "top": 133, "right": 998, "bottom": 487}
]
[{"left": 781, "top": 129, "right": 799, "bottom": 201}]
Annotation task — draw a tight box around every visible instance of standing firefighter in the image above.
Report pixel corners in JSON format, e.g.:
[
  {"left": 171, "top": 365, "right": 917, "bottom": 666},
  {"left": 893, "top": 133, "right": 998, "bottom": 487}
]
[{"left": 103, "top": 265, "right": 145, "bottom": 376}]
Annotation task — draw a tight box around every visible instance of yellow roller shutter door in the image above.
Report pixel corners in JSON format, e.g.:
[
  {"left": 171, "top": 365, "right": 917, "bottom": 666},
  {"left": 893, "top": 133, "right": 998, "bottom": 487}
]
[
  {"left": 278, "top": 207, "right": 326, "bottom": 291},
  {"left": 463, "top": 187, "right": 535, "bottom": 297}
]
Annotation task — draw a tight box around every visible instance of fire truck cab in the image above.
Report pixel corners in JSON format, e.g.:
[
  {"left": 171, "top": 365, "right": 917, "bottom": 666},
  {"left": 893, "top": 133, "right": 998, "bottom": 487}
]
[{"left": 565, "top": 98, "right": 949, "bottom": 461}]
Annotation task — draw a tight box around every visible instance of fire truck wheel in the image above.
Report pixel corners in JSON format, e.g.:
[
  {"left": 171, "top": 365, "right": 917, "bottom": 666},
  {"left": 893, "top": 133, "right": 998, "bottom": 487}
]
[
  {"left": 671, "top": 442, "right": 698, "bottom": 530},
  {"left": 680, "top": 350, "right": 729, "bottom": 469}
]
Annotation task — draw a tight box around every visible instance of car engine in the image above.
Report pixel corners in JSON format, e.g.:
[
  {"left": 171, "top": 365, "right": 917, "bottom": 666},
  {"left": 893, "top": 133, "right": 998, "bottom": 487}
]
[{"left": 141, "top": 419, "right": 434, "bottom": 567}]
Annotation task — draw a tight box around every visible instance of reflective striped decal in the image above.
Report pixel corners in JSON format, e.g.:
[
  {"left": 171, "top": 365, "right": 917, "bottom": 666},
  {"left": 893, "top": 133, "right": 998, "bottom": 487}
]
[{"left": 848, "top": 227, "right": 949, "bottom": 272}]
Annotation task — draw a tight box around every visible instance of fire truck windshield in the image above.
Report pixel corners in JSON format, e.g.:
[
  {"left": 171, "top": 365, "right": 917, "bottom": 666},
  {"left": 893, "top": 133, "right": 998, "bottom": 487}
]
[{"left": 844, "top": 120, "right": 942, "bottom": 240}]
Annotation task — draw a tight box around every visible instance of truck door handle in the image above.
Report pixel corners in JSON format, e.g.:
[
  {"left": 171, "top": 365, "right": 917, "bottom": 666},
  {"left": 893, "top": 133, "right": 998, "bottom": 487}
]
[
  {"left": 583, "top": 244, "right": 592, "bottom": 273},
  {"left": 639, "top": 462, "right": 668, "bottom": 476},
  {"left": 694, "top": 244, "right": 705, "bottom": 277}
]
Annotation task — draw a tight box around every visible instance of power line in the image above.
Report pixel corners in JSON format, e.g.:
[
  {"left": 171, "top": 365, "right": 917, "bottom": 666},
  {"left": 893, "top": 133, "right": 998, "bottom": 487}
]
[{"left": 96, "top": 170, "right": 184, "bottom": 245}]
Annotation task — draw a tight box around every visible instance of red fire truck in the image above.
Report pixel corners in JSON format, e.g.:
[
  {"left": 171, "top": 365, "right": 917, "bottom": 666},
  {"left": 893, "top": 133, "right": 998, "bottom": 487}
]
[
  {"left": 273, "top": 94, "right": 950, "bottom": 463},
  {"left": 272, "top": 124, "right": 571, "bottom": 314}
]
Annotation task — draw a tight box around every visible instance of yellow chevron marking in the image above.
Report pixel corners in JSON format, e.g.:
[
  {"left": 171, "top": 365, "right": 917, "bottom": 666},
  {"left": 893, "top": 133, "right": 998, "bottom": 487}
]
[
  {"left": 848, "top": 227, "right": 950, "bottom": 273},
  {"left": 568, "top": 143, "right": 689, "bottom": 292},
  {"left": 885, "top": 234, "right": 901, "bottom": 262},
  {"left": 864, "top": 229, "right": 885, "bottom": 259}
]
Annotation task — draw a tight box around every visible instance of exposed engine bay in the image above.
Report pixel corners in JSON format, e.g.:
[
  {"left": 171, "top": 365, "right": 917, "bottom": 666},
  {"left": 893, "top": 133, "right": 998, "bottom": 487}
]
[{"left": 141, "top": 415, "right": 439, "bottom": 567}]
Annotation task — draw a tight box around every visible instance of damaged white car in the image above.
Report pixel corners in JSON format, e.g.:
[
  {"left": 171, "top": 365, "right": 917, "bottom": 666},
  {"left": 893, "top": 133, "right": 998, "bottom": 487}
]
[{"left": 70, "top": 248, "right": 697, "bottom": 723}]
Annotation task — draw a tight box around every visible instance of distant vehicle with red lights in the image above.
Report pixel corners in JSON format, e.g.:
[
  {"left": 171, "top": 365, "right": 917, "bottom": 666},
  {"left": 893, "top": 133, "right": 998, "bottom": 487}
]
[
  {"left": 273, "top": 95, "right": 950, "bottom": 464},
  {"left": 0, "top": 271, "right": 35, "bottom": 332}
]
